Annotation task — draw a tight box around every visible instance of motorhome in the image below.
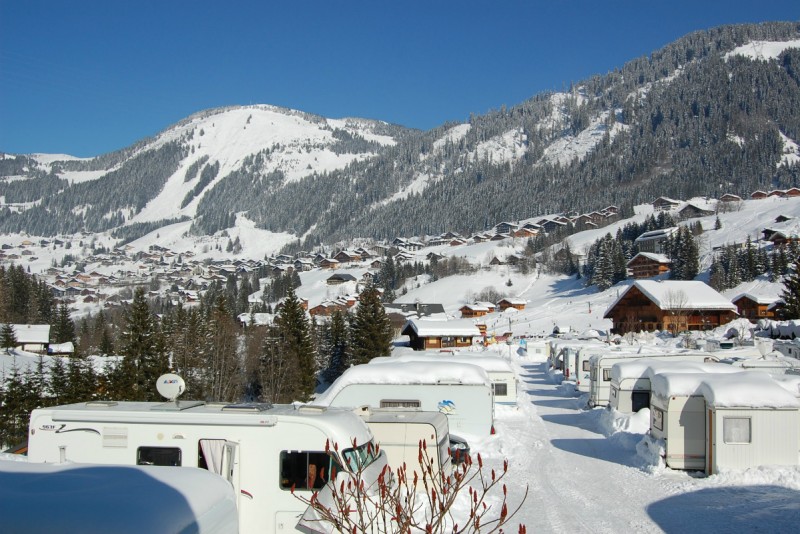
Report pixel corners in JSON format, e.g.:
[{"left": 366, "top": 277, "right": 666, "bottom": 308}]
[
  {"left": 314, "top": 361, "right": 495, "bottom": 438},
  {"left": 370, "top": 353, "right": 518, "bottom": 405},
  {"left": 27, "top": 399, "right": 387, "bottom": 534},
  {"left": 610, "top": 359, "right": 739, "bottom": 414},
  {"left": 355, "top": 406, "right": 453, "bottom": 476}
]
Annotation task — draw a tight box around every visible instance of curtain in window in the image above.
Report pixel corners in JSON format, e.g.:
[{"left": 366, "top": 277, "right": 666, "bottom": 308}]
[{"left": 200, "top": 439, "right": 227, "bottom": 475}]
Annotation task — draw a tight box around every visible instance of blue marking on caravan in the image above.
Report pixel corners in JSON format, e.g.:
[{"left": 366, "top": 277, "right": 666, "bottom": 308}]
[{"left": 438, "top": 400, "right": 456, "bottom": 414}]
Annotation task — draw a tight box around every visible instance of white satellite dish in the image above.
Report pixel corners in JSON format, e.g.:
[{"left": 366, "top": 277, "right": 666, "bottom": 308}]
[
  {"left": 156, "top": 373, "right": 186, "bottom": 401},
  {"left": 756, "top": 338, "right": 773, "bottom": 357}
]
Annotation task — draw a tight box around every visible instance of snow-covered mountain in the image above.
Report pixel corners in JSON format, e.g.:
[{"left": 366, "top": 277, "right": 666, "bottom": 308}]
[{"left": 1, "top": 22, "right": 799, "bottom": 255}]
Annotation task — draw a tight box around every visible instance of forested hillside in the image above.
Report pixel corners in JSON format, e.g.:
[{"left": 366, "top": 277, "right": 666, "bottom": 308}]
[{"left": 0, "top": 22, "right": 798, "bottom": 251}]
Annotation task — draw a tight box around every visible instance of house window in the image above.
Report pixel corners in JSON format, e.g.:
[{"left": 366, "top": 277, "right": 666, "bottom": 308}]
[
  {"left": 280, "top": 451, "right": 338, "bottom": 490},
  {"left": 723, "top": 417, "right": 751, "bottom": 444},
  {"left": 137, "top": 446, "right": 181, "bottom": 466},
  {"left": 493, "top": 383, "right": 508, "bottom": 396},
  {"left": 652, "top": 407, "right": 664, "bottom": 431},
  {"left": 380, "top": 399, "right": 421, "bottom": 408}
]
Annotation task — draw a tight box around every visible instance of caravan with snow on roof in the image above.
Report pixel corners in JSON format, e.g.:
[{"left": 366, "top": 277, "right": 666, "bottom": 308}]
[
  {"left": 370, "top": 352, "right": 518, "bottom": 406},
  {"left": 609, "top": 359, "right": 737, "bottom": 415},
  {"left": 589, "top": 351, "right": 720, "bottom": 408},
  {"left": 313, "top": 361, "right": 495, "bottom": 438},
  {"left": 27, "top": 393, "right": 387, "bottom": 534}
]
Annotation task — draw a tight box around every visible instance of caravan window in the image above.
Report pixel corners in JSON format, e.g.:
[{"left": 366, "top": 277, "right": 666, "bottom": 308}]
[
  {"left": 582, "top": 360, "right": 591, "bottom": 371},
  {"left": 380, "top": 399, "right": 421, "bottom": 408},
  {"left": 137, "top": 446, "right": 181, "bottom": 466},
  {"left": 723, "top": 417, "right": 752, "bottom": 444},
  {"left": 280, "top": 451, "right": 340, "bottom": 491},
  {"left": 652, "top": 407, "right": 664, "bottom": 431},
  {"left": 492, "top": 383, "right": 508, "bottom": 396},
  {"left": 602, "top": 369, "right": 611, "bottom": 381},
  {"left": 342, "top": 441, "right": 378, "bottom": 472}
]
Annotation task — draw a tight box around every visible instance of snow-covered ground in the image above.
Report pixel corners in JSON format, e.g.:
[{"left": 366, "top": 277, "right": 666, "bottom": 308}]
[{"left": 471, "top": 343, "right": 800, "bottom": 531}]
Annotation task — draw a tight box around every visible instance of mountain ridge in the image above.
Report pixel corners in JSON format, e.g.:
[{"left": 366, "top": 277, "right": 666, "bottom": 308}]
[{"left": 1, "top": 21, "right": 799, "bottom": 253}]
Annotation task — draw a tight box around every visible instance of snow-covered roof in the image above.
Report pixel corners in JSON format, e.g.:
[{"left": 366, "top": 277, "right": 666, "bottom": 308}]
[
  {"left": 699, "top": 373, "right": 800, "bottom": 409},
  {"left": 634, "top": 227, "right": 678, "bottom": 242},
  {"left": 10, "top": 324, "right": 50, "bottom": 344},
  {"left": 499, "top": 298, "right": 526, "bottom": 305},
  {"left": 402, "top": 318, "right": 481, "bottom": 337},
  {"left": 612, "top": 359, "right": 738, "bottom": 384},
  {"left": 731, "top": 292, "right": 782, "bottom": 305},
  {"left": 370, "top": 352, "right": 514, "bottom": 373},
  {"left": 606, "top": 281, "right": 737, "bottom": 316},
  {"left": 313, "top": 361, "right": 491, "bottom": 405},
  {"left": 0, "top": 460, "right": 238, "bottom": 533},
  {"left": 627, "top": 252, "right": 671, "bottom": 265}
]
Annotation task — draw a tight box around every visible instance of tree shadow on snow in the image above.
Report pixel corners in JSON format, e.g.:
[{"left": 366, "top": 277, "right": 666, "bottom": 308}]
[{"left": 647, "top": 485, "right": 800, "bottom": 533}]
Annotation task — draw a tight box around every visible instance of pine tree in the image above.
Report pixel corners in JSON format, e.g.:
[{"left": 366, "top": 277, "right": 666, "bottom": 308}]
[
  {"left": 779, "top": 257, "right": 800, "bottom": 320},
  {"left": 272, "top": 285, "right": 315, "bottom": 402},
  {"left": 52, "top": 301, "right": 76, "bottom": 345},
  {"left": 322, "top": 309, "right": 349, "bottom": 384},
  {"left": 1, "top": 323, "right": 17, "bottom": 352},
  {"left": 113, "top": 287, "right": 167, "bottom": 401},
  {"left": 349, "top": 284, "right": 393, "bottom": 366}
]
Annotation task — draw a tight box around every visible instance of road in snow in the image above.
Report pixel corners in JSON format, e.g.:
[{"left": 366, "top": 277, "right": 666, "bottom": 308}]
[{"left": 473, "top": 348, "right": 800, "bottom": 533}]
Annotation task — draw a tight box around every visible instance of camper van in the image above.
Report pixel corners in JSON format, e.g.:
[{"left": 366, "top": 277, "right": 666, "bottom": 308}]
[
  {"left": 27, "top": 400, "right": 388, "bottom": 534},
  {"left": 370, "top": 353, "right": 518, "bottom": 406},
  {"left": 314, "top": 361, "right": 495, "bottom": 438},
  {"left": 355, "top": 406, "right": 453, "bottom": 476}
]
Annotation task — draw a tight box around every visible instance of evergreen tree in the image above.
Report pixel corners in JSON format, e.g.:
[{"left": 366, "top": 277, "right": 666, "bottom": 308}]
[
  {"left": 112, "top": 287, "right": 167, "bottom": 401},
  {"left": 51, "top": 301, "right": 76, "bottom": 345},
  {"left": 321, "top": 309, "right": 349, "bottom": 384},
  {"left": 272, "top": 285, "right": 315, "bottom": 402},
  {"left": 1, "top": 323, "right": 17, "bottom": 351},
  {"left": 779, "top": 257, "right": 800, "bottom": 320},
  {"left": 349, "top": 284, "right": 393, "bottom": 366}
]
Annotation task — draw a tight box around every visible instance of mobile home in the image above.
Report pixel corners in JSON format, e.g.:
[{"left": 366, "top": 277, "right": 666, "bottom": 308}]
[
  {"left": 27, "top": 400, "right": 387, "bottom": 534},
  {"left": 370, "top": 353, "right": 518, "bottom": 405},
  {"left": 313, "top": 361, "right": 495, "bottom": 438},
  {"left": 700, "top": 373, "right": 800, "bottom": 475},
  {"left": 355, "top": 406, "right": 453, "bottom": 476}
]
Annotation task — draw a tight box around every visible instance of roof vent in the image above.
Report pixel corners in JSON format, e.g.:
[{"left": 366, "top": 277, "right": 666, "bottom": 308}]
[{"left": 221, "top": 402, "right": 274, "bottom": 412}]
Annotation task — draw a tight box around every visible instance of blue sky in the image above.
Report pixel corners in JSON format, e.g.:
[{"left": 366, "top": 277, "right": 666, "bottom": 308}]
[{"left": 1, "top": 1, "right": 799, "bottom": 157}]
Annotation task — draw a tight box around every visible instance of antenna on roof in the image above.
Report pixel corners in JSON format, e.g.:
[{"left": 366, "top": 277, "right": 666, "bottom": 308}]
[{"left": 156, "top": 373, "right": 186, "bottom": 402}]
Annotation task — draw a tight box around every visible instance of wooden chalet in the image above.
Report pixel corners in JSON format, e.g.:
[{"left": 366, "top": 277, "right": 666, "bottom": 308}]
[
  {"left": 603, "top": 280, "right": 737, "bottom": 335},
  {"left": 326, "top": 273, "right": 357, "bottom": 285},
  {"left": 677, "top": 202, "right": 715, "bottom": 220},
  {"left": 497, "top": 298, "right": 526, "bottom": 311},
  {"left": 786, "top": 187, "right": 800, "bottom": 197},
  {"left": 9, "top": 324, "right": 51, "bottom": 354},
  {"left": 719, "top": 193, "right": 742, "bottom": 203},
  {"left": 401, "top": 318, "right": 481, "bottom": 351},
  {"left": 750, "top": 190, "right": 768, "bottom": 200},
  {"left": 460, "top": 304, "right": 490, "bottom": 318},
  {"left": 732, "top": 293, "right": 780, "bottom": 321},
  {"left": 634, "top": 227, "right": 678, "bottom": 254},
  {"left": 652, "top": 197, "right": 681, "bottom": 211},
  {"left": 318, "top": 258, "right": 340, "bottom": 269},
  {"left": 626, "top": 253, "right": 671, "bottom": 279}
]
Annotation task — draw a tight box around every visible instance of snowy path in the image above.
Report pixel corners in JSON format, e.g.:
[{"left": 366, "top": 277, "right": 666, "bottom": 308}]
[{"left": 477, "top": 351, "right": 800, "bottom": 533}]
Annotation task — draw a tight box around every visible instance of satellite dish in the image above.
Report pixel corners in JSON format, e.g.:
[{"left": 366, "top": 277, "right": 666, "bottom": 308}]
[
  {"left": 156, "top": 373, "right": 186, "bottom": 401},
  {"left": 756, "top": 339, "right": 773, "bottom": 357}
]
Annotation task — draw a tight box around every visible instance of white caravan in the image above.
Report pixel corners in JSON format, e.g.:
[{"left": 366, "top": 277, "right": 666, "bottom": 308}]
[
  {"left": 650, "top": 372, "right": 720, "bottom": 470},
  {"left": 610, "top": 359, "right": 739, "bottom": 414},
  {"left": 355, "top": 406, "right": 453, "bottom": 476},
  {"left": 27, "top": 400, "right": 387, "bottom": 534},
  {"left": 588, "top": 351, "right": 720, "bottom": 408},
  {"left": 371, "top": 353, "right": 518, "bottom": 405},
  {"left": 314, "top": 361, "right": 495, "bottom": 438}
]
